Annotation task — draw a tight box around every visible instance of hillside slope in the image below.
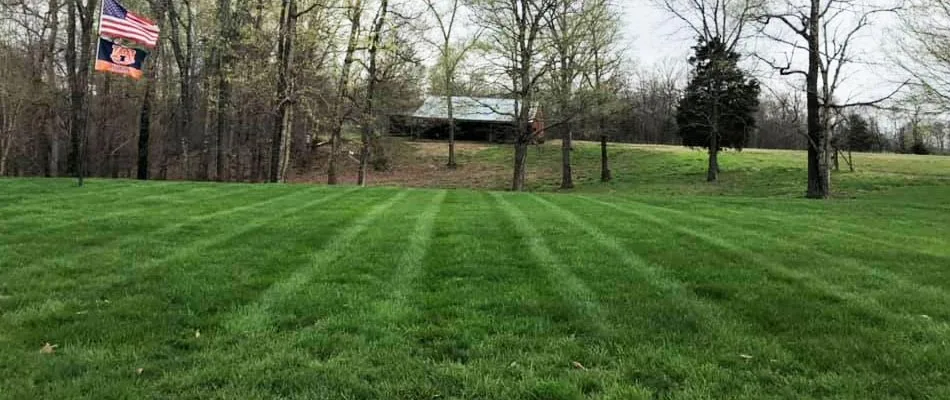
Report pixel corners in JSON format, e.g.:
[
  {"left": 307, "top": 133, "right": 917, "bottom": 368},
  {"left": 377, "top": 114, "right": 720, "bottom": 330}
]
[{"left": 293, "top": 139, "right": 950, "bottom": 198}]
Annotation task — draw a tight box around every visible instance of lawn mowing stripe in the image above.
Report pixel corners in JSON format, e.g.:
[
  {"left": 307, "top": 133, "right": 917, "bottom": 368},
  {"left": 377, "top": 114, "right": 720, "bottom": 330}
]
[
  {"left": 371, "top": 190, "right": 447, "bottom": 322},
  {"left": 224, "top": 190, "right": 411, "bottom": 334},
  {"left": 490, "top": 192, "right": 609, "bottom": 337},
  {"left": 0, "top": 180, "right": 178, "bottom": 210},
  {"left": 0, "top": 186, "right": 345, "bottom": 295},
  {"left": 640, "top": 194, "right": 950, "bottom": 246},
  {"left": 0, "top": 188, "right": 377, "bottom": 399},
  {"left": 515, "top": 193, "right": 808, "bottom": 397},
  {"left": 572, "top": 196, "right": 950, "bottom": 329},
  {"left": 607, "top": 195, "right": 950, "bottom": 272},
  {"left": 608, "top": 193, "right": 950, "bottom": 255},
  {"left": 551, "top": 198, "right": 950, "bottom": 393},
  {"left": 0, "top": 183, "right": 200, "bottom": 225},
  {"left": 741, "top": 205, "right": 949, "bottom": 249},
  {"left": 638, "top": 194, "right": 950, "bottom": 263},
  {"left": 597, "top": 196, "right": 950, "bottom": 313},
  {"left": 382, "top": 191, "right": 630, "bottom": 398},
  {"left": 0, "top": 186, "right": 309, "bottom": 275},
  {"left": 0, "top": 185, "right": 232, "bottom": 228},
  {"left": 0, "top": 187, "right": 361, "bottom": 326},
  {"left": 522, "top": 193, "right": 798, "bottom": 338},
  {"left": 137, "top": 190, "right": 436, "bottom": 398}
]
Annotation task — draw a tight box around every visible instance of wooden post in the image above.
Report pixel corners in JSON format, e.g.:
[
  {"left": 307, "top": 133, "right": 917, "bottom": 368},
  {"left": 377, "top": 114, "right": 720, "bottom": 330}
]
[{"left": 600, "top": 134, "right": 611, "bottom": 182}]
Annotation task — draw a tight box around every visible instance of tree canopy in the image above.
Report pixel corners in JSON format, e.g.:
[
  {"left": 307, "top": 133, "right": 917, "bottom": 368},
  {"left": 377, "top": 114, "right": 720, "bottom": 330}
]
[{"left": 675, "top": 36, "right": 760, "bottom": 152}]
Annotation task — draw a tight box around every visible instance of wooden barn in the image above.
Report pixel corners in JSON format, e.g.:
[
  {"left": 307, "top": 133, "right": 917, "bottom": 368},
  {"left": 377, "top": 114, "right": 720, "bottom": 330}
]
[{"left": 390, "top": 96, "right": 545, "bottom": 143}]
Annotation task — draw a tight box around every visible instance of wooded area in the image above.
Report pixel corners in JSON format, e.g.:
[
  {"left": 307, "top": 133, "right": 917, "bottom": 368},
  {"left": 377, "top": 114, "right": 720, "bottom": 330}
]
[{"left": 0, "top": 0, "right": 948, "bottom": 195}]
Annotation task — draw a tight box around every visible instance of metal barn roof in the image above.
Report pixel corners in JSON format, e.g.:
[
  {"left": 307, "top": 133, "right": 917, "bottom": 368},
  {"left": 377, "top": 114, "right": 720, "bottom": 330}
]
[{"left": 411, "top": 96, "right": 539, "bottom": 123}]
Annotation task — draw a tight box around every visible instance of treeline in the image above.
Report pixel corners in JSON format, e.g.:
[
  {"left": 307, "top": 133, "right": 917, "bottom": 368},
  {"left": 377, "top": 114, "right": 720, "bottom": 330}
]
[
  {"left": 0, "top": 0, "right": 423, "bottom": 182},
  {"left": 0, "top": 0, "right": 946, "bottom": 186}
]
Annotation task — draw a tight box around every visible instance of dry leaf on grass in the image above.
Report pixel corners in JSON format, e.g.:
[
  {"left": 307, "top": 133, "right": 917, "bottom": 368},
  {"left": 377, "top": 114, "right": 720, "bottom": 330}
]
[
  {"left": 136, "top": 368, "right": 144, "bottom": 375},
  {"left": 40, "top": 342, "right": 57, "bottom": 354},
  {"left": 739, "top": 354, "right": 753, "bottom": 360},
  {"left": 194, "top": 329, "right": 201, "bottom": 338},
  {"left": 571, "top": 361, "right": 587, "bottom": 370}
]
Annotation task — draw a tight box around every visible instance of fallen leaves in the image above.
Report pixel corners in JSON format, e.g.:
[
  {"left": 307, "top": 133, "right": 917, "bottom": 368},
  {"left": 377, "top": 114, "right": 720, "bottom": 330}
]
[
  {"left": 136, "top": 368, "right": 144, "bottom": 375},
  {"left": 40, "top": 342, "right": 57, "bottom": 354},
  {"left": 571, "top": 361, "right": 587, "bottom": 370},
  {"left": 739, "top": 354, "right": 753, "bottom": 360},
  {"left": 194, "top": 329, "right": 201, "bottom": 339}
]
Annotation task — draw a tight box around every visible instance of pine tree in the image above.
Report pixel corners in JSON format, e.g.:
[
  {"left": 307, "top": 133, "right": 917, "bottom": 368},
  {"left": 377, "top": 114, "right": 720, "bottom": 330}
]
[{"left": 675, "top": 37, "right": 760, "bottom": 182}]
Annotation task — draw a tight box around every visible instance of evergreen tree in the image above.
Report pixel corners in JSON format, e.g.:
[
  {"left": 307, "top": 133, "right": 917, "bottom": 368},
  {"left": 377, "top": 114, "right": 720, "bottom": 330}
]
[
  {"left": 844, "top": 113, "right": 874, "bottom": 152},
  {"left": 676, "top": 37, "right": 760, "bottom": 182}
]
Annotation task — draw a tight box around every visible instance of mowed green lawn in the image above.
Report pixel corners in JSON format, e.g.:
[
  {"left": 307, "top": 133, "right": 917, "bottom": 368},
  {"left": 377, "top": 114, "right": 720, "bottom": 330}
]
[{"left": 2, "top": 150, "right": 950, "bottom": 399}]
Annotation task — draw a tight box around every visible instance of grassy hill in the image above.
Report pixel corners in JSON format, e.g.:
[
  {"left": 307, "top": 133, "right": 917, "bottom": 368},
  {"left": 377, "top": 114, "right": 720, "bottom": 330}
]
[
  {"left": 303, "top": 139, "right": 950, "bottom": 198},
  {"left": 2, "top": 145, "right": 950, "bottom": 399}
]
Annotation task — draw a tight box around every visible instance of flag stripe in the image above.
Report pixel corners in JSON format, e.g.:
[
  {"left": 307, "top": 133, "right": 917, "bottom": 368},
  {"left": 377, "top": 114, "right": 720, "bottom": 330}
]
[
  {"left": 126, "top": 12, "right": 157, "bottom": 28},
  {"left": 100, "top": 30, "right": 157, "bottom": 46},
  {"left": 102, "top": 16, "right": 159, "bottom": 38},
  {"left": 98, "top": 0, "right": 160, "bottom": 48},
  {"left": 100, "top": 26, "right": 158, "bottom": 44},
  {"left": 99, "top": 28, "right": 157, "bottom": 45}
]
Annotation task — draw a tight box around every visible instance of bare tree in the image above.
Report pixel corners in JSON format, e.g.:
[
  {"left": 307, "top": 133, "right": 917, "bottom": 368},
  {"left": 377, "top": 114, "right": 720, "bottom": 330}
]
[
  {"left": 166, "top": 0, "right": 198, "bottom": 179},
  {"left": 657, "top": 0, "right": 765, "bottom": 51},
  {"left": 899, "top": 0, "right": 950, "bottom": 116},
  {"left": 65, "top": 0, "right": 98, "bottom": 186},
  {"left": 356, "top": 0, "right": 389, "bottom": 186},
  {"left": 757, "top": 0, "right": 903, "bottom": 198},
  {"left": 468, "top": 0, "right": 558, "bottom": 191},
  {"left": 327, "top": 0, "right": 363, "bottom": 185},
  {"left": 424, "top": 0, "right": 480, "bottom": 169},
  {"left": 546, "top": 0, "right": 599, "bottom": 188},
  {"left": 270, "top": 0, "right": 298, "bottom": 183}
]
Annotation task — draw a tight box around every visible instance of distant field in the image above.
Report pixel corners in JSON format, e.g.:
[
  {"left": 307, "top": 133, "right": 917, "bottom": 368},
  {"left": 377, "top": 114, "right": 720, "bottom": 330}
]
[
  {"left": 322, "top": 139, "right": 950, "bottom": 197},
  {"left": 2, "top": 147, "right": 950, "bottom": 399}
]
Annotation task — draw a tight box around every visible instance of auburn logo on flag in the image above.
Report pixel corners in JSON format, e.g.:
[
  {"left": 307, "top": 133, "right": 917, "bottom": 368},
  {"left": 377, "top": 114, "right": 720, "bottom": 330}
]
[
  {"left": 95, "top": 37, "right": 149, "bottom": 79},
  {"left": 110, "top": 45, "right": 137, "bottom": 66}
]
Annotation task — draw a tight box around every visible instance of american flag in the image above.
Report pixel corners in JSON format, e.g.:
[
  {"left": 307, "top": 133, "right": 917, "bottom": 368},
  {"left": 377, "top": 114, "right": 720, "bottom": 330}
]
[{"left": 99, "top": 0, "right": 160, "bottom": 48}]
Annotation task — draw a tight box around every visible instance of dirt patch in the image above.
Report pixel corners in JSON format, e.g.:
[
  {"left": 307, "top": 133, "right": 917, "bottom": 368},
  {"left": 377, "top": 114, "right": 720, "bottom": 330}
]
[
  {"left": 410, "top": 140, "right": 493, "bottom": 157},
  {"left": 289, "top": 138, "right": 511, "bottom": 189}
]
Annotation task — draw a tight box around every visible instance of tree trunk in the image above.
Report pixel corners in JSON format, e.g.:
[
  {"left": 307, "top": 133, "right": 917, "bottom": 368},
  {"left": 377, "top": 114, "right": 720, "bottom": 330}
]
[
  {"left": 447, "top": 93, "right": 457, "bottom": 169},
  {"left": 806, "top": 0, "right": 830, "bottom": 199},
  {"left": 601, "top": 134, "right": 611, "bottom": 182},
  {"left": 214, "top": 0, "right": 233, "bottom": 181},
  {"left": 138, "top": 79, "right": 152, "bottom": 180},
  {"left": 832, "top": 146, "right": 839, "bottom": 171},
  {"left": 46, "top": 0, "right": 60, "bottom": 177},
  {"left": 66, "top": 0, "right": 96, "bottom": 187},
  {"left": 0, "top": 131, "right": 12, "bottom": 176},
  {"left": 511, "top": 140, "right": 528, "bottom": 191},
  {"left": 358, "top": 0, "right": 388, "bottom": 186},
  {"left": 707, "top": 137, "right": 719, "bottom": 182},
  {"left": 279, "top": 105, "right": 293, "bottom": 181},
  {"left": 270, "top": 0, "right": 296, "bottom": 183},
  {"left": 136, "top": 0, "right": 165, "bottom": 181},
  {"left": 561, "top": 125, "right": 573, "bottom": 189},
  {"left": 327, "top": 0, "right": 362, "bottom": 185},
  {"left": 168, "top": 0, "right": 195, "bottom": 180}
]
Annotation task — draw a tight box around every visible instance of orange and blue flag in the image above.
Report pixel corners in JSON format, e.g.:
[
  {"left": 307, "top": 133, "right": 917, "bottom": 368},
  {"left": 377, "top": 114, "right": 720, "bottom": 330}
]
[{"left": 95, "top": 37, "right": 148, "bottom": 79}]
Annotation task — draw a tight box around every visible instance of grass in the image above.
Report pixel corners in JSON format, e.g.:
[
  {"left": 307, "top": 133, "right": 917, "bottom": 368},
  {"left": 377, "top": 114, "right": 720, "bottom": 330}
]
[
  {"left": 363, "top": 139, "right": 950, "bottom": 197},
  {"left": 2, "top": 145, "right": 950, "bottom": 399}
]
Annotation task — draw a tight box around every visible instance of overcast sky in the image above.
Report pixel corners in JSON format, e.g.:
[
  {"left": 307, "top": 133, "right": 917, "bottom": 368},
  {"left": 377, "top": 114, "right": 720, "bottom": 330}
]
[{"left": 619, "top": 0, "right": 909, "bottom": 105}]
